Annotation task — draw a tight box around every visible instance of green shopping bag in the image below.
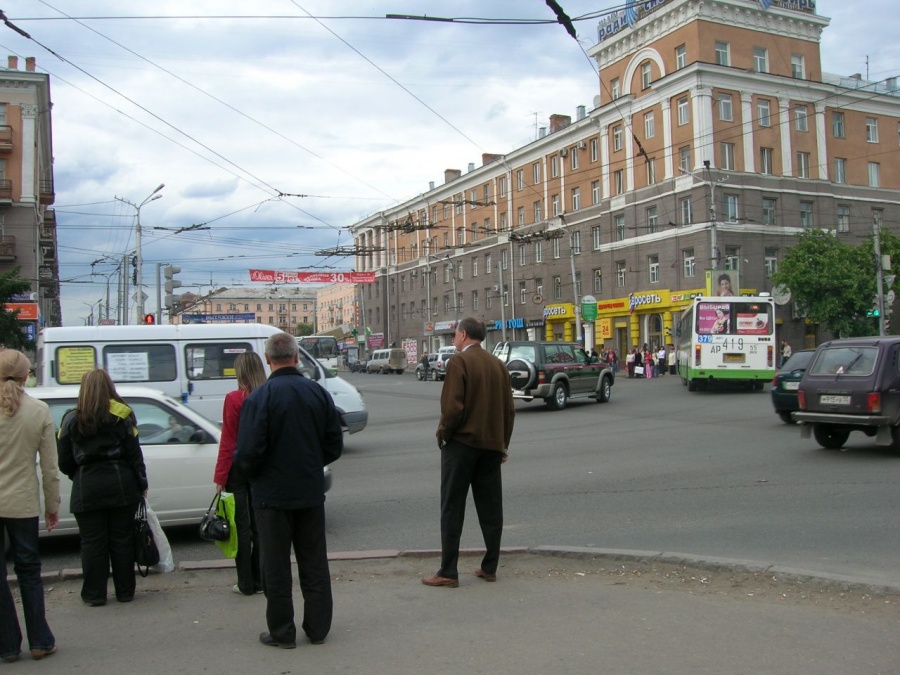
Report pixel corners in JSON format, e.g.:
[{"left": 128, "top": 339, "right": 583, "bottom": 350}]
[{"left": 214, "top": 492, "right": 238, "bottom": 559}]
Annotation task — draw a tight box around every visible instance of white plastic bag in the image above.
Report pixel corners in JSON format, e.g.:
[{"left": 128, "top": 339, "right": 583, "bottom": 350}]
[{"left": 145, "top": 500, "right": 175, "bottom": 573}]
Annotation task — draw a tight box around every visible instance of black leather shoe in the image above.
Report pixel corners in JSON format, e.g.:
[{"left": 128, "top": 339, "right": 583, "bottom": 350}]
[{"left": 259, "top": 632, "right": 296, "bottom": 649}]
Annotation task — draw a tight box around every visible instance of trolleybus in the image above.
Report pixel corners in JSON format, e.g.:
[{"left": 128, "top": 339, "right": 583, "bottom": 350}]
[{"left": 298, "top": 334, "right": 340, "bottom": 373}]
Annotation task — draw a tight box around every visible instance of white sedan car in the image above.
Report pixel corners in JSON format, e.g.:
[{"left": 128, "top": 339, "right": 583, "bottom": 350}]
[{"left": 30, "top": 386, "right": 332, "bottom": 538}]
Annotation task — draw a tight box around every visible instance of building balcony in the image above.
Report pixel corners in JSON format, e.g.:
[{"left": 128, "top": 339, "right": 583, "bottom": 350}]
[
  {"left": 0, "top": 125, "right": 12, "bottom": 153},
  {"left": 39, "top": 179, "right": 54, "bottom": 205},
  {"left": 0, "top": 235, "right": 15, "bottom": 261}
]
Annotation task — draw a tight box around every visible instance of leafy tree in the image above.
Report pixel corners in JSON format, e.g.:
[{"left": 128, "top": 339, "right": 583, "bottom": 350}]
[
  {"left": 772, "top": 229, "right": 898, "bottom": 338},
  {"left": 295, "top": 322, "right": 315, "bottom": 336},
  {"left": 0, "top": 267, "right": 35, "bottom": 350}
]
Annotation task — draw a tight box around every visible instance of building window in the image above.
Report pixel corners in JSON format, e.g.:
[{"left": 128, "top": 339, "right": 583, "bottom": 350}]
[
  {"left": 641, "top": 61, "right": 652, "bottom": 89},
  {"left": 551, "top": 155, "right": 559, "bottom": 178},
  {"left": 866, "top": 117, "right": 879, "bottom": 143},
  {"left": 501, "top": 248, "right": 509, "bottom": 270},
  {"left": 519, "top": 281, "right": 528, "bottom": 305},
  {"left": 753, "top": 47, "right": 768, "bottom": 73},
  {"left": 791, "top": 54, "right": 805, "bottom": 79},
  {"left": 646, "top": 158, "right": 657, "bottom": 185},
  {"left": 517, "top": 206, "right": 525, "bottom": 226},
  {"left": 725, "top": 246, "right": 740, "bottom": 271},
  {"left": 715, "top": 41, "right": 730, "bottom": 66},
  {"left": 484, "top": 184, "right": 491, "bottom": 204},
  {"left": 683, "top": 249, "right": 695, "bottom": 278},
  {"left": 834, "top": 157, "right": 847, "bottom": 183},
  {"left": 644, "top": 111, "right": 655, "bottom": 138},
  {"left": 613, "top": 125, "right": 623, "bottom": 151},
  {"left": 519, "top": 244, "right": 526, "bottom": 267},
  {"left": 648, "top": 255, "right": 660, "bottom": 283},
  {"left": 647, "top": 206, "right": 659, "bottom": 233},
  {"left": 721, "top": 142, "right": 735, "bottom": 170},
  {"left": 675, "top": 44, "right": 687, "bottom": 70},
  {"left": 498, "top": 176, "right": 506, "bottom": 197},
  {"left": 794, "top": 105, "right": 808, "bottom": 132},
  {"left": 797, "top": 151, "right": 810, "bottom": 178},
  {"left": 757, "top": 98, "right": 771, "bottom": 127},
  {"left": 679, "top": 146, "right": 691, "bottom": 172},
  {"left": 611, "top": 78, "right": 620, "bottom": 100},
  {"left": 486, "top": 290, "right": 492, "bottom": 310},
  {"left": 455, "top": 198, "right": 462, "bottom": 215},
  {"left": 516, "top": 169, "right": 524, "bottom": 190},
  {"left": 552, "top": 237, "right": 561, "bottom": 259},
  {"left": 799, "top": 201, "right": 814, "bottom": 228},
  {"left": 616, "top": 261, "right": 626, "bottom": 287},
  {"left": 470, "top": 189, "right": 477, "bottom": 208},
  {"left": 571, "top": 147, "right": 579, "bottom": 171},
  {"left": 719, "top": 93, "right": 733, "bottom": 121},
  {"left": 551, "top": 193, "right": 560, "bottom": 217},
  {"left": 592, "top": 225, "right": 601, "bottom": 250},
  {"left": 533, "top": 162, "right": 541, "bottom": 183},
  {"left": 486, "top": 253, "right": 492, "bottom": 273},
  {"left": 534, "top": 241, "right": 543, "bottom": 263},
  {"left": 724, "top": 194, "right": 739, "bottom": 222},
  {"left": 615, "top": 214, "right": 626, "bottom": 241},
  {"left": 533, "top": 200, "right": 542, "bottom": 222},
  {"left": 571, "top": 187, "right": 581, "bottom": 211},
  {"left": 836, "top": 205, "right": 850, "bottom": 232},
  {"left": 590, "top": 138, "right": 598, "bottom": 162},
  {"left": 762, "top": 198, "right": 777, "bottom": 225},
  {"left": 832, "top": 112, "right": 845, "bottom": 138},
  {"left": 869, "top": 162, "right": 881, "bottom": 187},
  {"left": 614, "top": 170, "right": 624, "bottom": 195},
  {"left": 553, "top": 276, "right": 562, "bottom": 299},
  {"left": 760, "top": 147, "right": 774, "bottom": 175},
  {"left": 680, "top": 197, "right": 693, "bottom": 225},
  {"left": 591, "top": 180, "right": 600, "bottom": 205},
  {"left": 593, "top": 269, "right": 603, "bottom": 294},
  {"left": 571, "top": 230, "right": 581, "bottom": 255},
  {"left": 473, "top": 257, "right": 478, "bottom": 277},
  {"left": 472, "top": 290, "right": 479, "bottom": 311},
  {"left": 535, "top": 278, "right": 543, "bottom": 298},
  {"left": 677, "top": 97, "right": 689, "bottom": 125},
  {"left": 765, "top": 248, "right": 778, "bottom": 277}
]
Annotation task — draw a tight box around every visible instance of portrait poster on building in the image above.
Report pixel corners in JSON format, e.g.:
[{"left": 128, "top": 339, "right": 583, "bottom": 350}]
[{"left": 705, "top": 270, "right": 741, "bottom": 297}]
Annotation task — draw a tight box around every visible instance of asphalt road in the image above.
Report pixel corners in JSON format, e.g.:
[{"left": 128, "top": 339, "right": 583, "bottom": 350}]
[{"left": 26, "top": 370, "right": 900, "bottom": 587}]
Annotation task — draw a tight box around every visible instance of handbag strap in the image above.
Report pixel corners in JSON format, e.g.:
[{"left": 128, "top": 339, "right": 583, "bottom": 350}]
[{"left": 207, "top": 493, "right": 220, "bottom": 515}]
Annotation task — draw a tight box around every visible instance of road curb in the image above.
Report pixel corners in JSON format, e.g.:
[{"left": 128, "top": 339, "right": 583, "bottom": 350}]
[{"left": 17, "top": 546, "right": 900, "bottom": 597}]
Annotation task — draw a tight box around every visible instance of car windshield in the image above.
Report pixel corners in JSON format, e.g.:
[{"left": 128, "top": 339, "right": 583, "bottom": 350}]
[{"left": 809, "top": 346, "right": 877, "bottom": 376}]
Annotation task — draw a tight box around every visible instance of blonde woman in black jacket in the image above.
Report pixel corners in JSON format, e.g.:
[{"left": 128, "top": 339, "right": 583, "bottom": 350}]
[{"left": 57, "top": 369, "right": 148, "bottom": 606}]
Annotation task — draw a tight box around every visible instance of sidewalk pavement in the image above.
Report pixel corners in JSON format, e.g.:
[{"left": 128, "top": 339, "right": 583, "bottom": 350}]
[{"left": 8, "top": 547, "right": 900, "bottom": 674}]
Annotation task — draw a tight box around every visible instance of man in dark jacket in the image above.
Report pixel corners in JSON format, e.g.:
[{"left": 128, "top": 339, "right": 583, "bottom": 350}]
[{"left": 235, "top": 332, "right": 343, "bottom": 649}]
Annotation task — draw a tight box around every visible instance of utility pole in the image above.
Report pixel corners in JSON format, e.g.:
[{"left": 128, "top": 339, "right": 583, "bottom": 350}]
[
  {"left": 874, "top": 215, "right": 886, "bottom": 337},
  {"left": 498, "top": 246, "right": 507, "bottom": 341},
  {"left": 569, "top": 232, "right": 582, "bottom": 345},
  {"left": 681, "top": 162, "right": 727, "bottom": 271},
  {"left": 117, "top": 184, "right": 164, "bottom": 324}
]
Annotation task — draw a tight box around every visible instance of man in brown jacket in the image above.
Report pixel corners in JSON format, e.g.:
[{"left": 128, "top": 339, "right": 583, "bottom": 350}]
[{"left": 422, "top": 318, "right": 515, "bottom": 588}]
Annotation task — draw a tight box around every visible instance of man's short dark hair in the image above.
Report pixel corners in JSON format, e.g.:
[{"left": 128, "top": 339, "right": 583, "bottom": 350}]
[
  {"left": 266, "top": 332, "right": 299, "bottom": 364},
  {"left": 457, "top": 317, "right": 486, "bottom": 342}
]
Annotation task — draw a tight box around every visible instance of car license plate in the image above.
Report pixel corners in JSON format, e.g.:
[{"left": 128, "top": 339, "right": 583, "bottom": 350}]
[
  {"left": 820, "top": 394, "right": 850, "bottom": 405},
  {"left": 783, "top": 381, "right": 799, "bottom": 391}
]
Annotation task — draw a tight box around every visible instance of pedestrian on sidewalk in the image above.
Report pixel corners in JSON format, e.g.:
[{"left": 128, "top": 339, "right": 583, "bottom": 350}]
[
  {"left": 423, "top": 317, "right": 515, "bottom": 588},
  {"left": 235, "top": 332, "right": 343, "bottom": 648},
  {"left": 0, "top": 350, "right": 59, "bottom": 663},
  {"left": 57, "top": 368, "right": 148, "bottom": 608},
  {"left": 214, "top": 351, "right": 266, "bottom": 596}
]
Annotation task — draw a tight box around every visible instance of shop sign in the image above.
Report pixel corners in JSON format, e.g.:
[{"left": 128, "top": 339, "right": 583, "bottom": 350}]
[
  {"left": 181, "top": 313, "right": 255, "bottom": 324},
  {"left": 581, "top": 295, "right": 598, "bottom": 322},
  {"left": 493, "top": 317, "right": 524, "bottom": 330},
  {"left": 598, "top": 0, "right": 672, "bottom": 42},
  {"left": 423, "top": 321, "right": 435, "bottom": 336},
  {"left": 543, "top": 304, "right": 575, "bottom": 319},
  {"left": 597, "top": 299, "right": 627, "bottom": 311},
  {"left": 3, "top": 302, "right": 39, "bottom": 321},
  {"left": 525, "top": 319, "right": 545, "bottom": 328},
  {"left": 628, "top": 292, "right": 662, "bottom": 313},
  {"left": 599, "top": 318, "right": 613, "bottom": 340},
  {"left": 433, "top": 320, "right": 458, "bottom": 333},
  {"left": 367, "top": 332, "right": 384, "bottom": 349}
]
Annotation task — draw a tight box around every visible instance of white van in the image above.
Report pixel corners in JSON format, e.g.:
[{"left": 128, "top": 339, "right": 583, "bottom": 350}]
[
  {"left": 36, "top": 324, "right": 367, "bottom": 433},
  {"left": 365, "top": 348, "right": 407, "bottom": 374}
]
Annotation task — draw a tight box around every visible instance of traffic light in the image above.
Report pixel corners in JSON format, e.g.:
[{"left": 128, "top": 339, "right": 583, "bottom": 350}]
[
  {"left": 867, "top": 308, "right": 880, "bottom": 317},
  {"left": 131, "top": 255, "right": 138, "bottom": 285},
  {"left": 143, "top": 313, "right": 156, "bottom": 325},
  {"left": 164, "top": 265, "right": 182, "bottom": 312}
]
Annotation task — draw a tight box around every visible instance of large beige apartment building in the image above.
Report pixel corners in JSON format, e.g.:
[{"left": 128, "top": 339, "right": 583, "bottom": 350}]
[
  {"left": 173, "top": 286, "right": 317, "bottom": 333},
  {"left": 316, "top": 283, "right": 358, "bottom": 335},
  {"left": 350, "top": 0, "right": 899, "bottom": 356},
  {"left": 0, "top": 56, "right": 58, "bottom": 337}
]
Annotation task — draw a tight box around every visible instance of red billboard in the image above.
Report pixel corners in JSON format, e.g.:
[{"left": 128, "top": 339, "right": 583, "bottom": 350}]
[{"left": 249, "top": 269, "right": 375, "bottom": 284}]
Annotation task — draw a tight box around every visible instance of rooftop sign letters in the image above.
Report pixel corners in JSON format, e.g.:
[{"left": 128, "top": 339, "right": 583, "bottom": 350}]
[
  {"left": 597, "top": 0, "right": 671, "bottom": 42},
  {"left": 249, "top": 270, "right": 376, "bottom": 284}
]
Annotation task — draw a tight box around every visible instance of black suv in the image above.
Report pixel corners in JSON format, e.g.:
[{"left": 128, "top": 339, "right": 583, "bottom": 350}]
[
  {"left": 794, "top": 336, "right": 900, "bottom": 450},
  {"left": 492, "top": 341, "right": 614, "bottom": 410}
]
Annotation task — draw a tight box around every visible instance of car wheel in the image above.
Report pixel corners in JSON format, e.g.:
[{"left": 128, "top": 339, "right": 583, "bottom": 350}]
[
  {"left": 416, "top": 370, "right": 424, "bottom": 381},
  {"left": 777, "top": 410, "right": 795, "bottom": 424},
  {"left": 813, "top": 424, "right": 849, "bottom": 450},
  {"left": 687, "top": 379, "right": 697, "bottom": 392},
  {"left": 546, "top": 383, "right": 568, "bottom": 410},
  {"left": 753, "top": 381, "right": 764, "bottom": 391},
  {"left": 597, "top": 376, "right": 611, "bottom": 403}
]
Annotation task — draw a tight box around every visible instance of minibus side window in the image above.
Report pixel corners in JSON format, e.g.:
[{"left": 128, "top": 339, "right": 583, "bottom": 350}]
[
  {"left": 103, "top": 344, "right": 177, "bottom": 382},
  {"left": 185, "top": 342, "right": 253, "bottom": 380}
]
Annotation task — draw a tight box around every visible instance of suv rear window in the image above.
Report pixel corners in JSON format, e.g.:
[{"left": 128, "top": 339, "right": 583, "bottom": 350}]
[
  {"left": 809, "top": 346, "right": 878, "bottom": 376},
  {"left": 507, "top": 345, "right": 537, "bottom": 362}
]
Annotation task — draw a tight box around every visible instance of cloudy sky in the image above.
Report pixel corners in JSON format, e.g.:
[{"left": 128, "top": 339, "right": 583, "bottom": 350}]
[{"left": 0, "top": 0, "right": 896, "bottom": 325}]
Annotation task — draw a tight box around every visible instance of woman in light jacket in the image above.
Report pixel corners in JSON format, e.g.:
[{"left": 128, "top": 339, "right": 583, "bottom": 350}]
[
  {"left": 57, "top": 369, "right": 148, "bottom": 606},
  {"left": 0, "top": 349, "right": 59, "bottom": 662},
  {"left": 213, "top": 351, "right": 266, "bottom": 595}
]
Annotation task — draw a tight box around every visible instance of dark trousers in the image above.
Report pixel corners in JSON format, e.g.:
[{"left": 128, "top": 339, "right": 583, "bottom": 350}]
[
  {"left": 0, "top": 517, "right": 55, "bottom": 658},
  {"left": 227, "top": 480, "right": 261, "bottom": 594},
  {"left": 74, "top": 504, "right": 138, "bottom": 604},
  {"left": 255, "top": 505, "right": 332, "bottom": 644},
  {"left": 439, "top": 441, "right": 504, "bottom": 579}
]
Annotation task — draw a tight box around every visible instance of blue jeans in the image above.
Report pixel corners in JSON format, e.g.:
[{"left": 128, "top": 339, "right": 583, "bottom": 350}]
[{"left": 0, "top": 517, "right": 55, "bottom": 658}]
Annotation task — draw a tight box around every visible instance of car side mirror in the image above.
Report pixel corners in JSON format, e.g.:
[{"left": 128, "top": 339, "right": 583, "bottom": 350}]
[{"left": 189, "top": 429, "right": 210, "bottom": 444}]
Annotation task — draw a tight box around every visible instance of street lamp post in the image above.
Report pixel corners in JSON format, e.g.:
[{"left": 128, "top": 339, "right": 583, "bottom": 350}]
[{"left": 117, "top": 184, "right": 164, "bottom": 324}]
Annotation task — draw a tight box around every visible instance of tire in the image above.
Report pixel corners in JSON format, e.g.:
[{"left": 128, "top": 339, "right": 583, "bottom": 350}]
[
  {"left": 777, "top": 410, "right": 795, "bottom": 424},
  {"left": 813, "top": 424, "right": 849, "bottom": 450},
  {"left": 753, "top": 381, "right": 764, "bottom": 391},
  {"left": 687, "top": 379, "right": 697, "bottom": 392},
  {"left": 507, "top": 358, "right": 537, "bottom": 391},
  {"left": 546, "top": 382, "right": 568, "bottom": 410},
  {"left": 416, "top": 370, "right": 424, "bottom": 381},
  {"left": 381, "top": 367, "right": 389, "bottom": 375},
  {"left": 596, "top": 376, "right": 611, "bottom": 403}
]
